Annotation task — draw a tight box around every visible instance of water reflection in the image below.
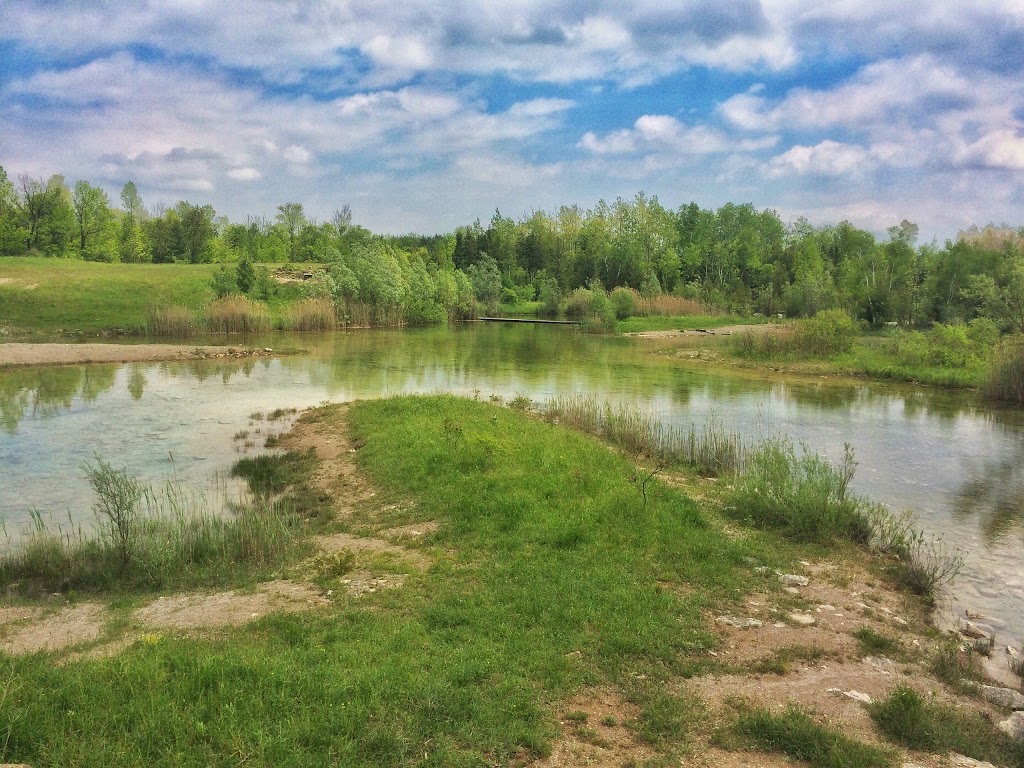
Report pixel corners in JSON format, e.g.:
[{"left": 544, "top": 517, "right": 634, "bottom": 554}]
[
  {"left": 954, "top": 448, "right": 1024, "bottom": 543},
  {"left": 0, "top": 365, "right": 117, "bottom": 433}
]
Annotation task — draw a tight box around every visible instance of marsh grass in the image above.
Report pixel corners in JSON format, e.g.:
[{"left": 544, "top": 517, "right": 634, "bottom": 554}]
[
  {"left": 146, "top": 305, "right": 200, "bottom": 337},
  {"left": 733, "top": 705, "right": 893, "bottom": 768},
  {"left": 870, "top": 686, "right": 1024, "bottom": 766},
  {"left": 205, "top": 295, "right": 271, "bottom": 334},
  {"left": 636, "top": 295, "right": 710, "bottom": 317},
  {"left": 727, "top": 440, "right": 871, "bottom": 544},
  {"left": 0, "top": 459, "right": 305, "bottom": 594},
  {"left": 984, "top": 339, "right": 1024, "bottom": 403},
  {"left": 545, "top": 394, "right": 745, "bottom": 476},
  {"left": 285, "top": 297, "right": 337, "bottom": 331}
]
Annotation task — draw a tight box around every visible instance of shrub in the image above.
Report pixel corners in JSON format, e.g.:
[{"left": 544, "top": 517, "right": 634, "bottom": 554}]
[
  {"left": 610, "top": 286, "right": 639, "bottom": 319},
  {"left": 727, "top": 439, "right": 871, "bottom": 544},
  {"left": 563, "top": 287, "right": 593, "bottom": 320},
  {"left": 636, "top": 294, "right": 708, "bottom": 317},
  {"left": 206, "top": 295, "right": 271, "bottom": 334},
  {"left": 792, "top": 309, "right": 859, "bottom": 356}
]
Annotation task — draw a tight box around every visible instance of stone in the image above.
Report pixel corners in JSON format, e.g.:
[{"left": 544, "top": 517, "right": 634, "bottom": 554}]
[
  {"left": 788, "top": 612, "right": 816, "bottom": 627},
  {"left": 784, "top": 587, "right": 801, "bottom": 595},
  {"left": 979, "top": 685, "right": 1024, "bottom": 710},
  {"left": 863, "top": 656, "right": 896, "bottom": 675},
  {"left": 827, "top": 688, "right": 873, "bottom": 704},
  {"left": 961, "top": 620, "right": 989, "bottom": 639},
  {"left": 716, "top": 615, "right": 763, "bottom": 629},
  {"left": 780, "top": 574, "right": 809, "bottom": 587},
  {"left": 997, "top": 711, "right": 1024, "bottom": 741},
  {"left": 949, "top": 755, "right": 999, "bottom": 768}
]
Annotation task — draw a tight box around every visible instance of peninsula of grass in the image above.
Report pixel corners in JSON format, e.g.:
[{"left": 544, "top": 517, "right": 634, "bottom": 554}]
[
  {"left": 0, "top": 396, "right": 983, "bottom": 766},
  {"left": 0, "top": 395, "right": 755, "bottom": 766}
]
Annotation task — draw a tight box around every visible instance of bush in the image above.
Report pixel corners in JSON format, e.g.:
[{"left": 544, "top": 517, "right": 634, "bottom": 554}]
[
  {"left": 727, "top": 439, "right": 871, "bottom": 544},
  {"left": 610, "top": 286, "right": 639, "bottom": 319},
  {"left": 792, "top": 309, "right": 859, "bottom": 356}
]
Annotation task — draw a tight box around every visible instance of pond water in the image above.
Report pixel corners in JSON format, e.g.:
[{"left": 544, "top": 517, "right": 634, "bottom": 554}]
[{"left": 2, "top": 324, "right": 1023, "bottom": 649}]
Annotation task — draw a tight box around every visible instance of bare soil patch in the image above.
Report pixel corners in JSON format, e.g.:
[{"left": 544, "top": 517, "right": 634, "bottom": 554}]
[
  {"left": 0, "top": 342, "right": 276, "bottom": 368},
  {"left": 136, "top": 580, "right": 328, "bottom": 632},
  {"left": 0, "top": 602, "right": 106, "bottom": 654}
]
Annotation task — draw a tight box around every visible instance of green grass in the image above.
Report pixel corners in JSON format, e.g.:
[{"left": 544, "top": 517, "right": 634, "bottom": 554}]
[
  {"left": 616, "top": 314, "right": 758, "bottom": 334},
  {"left": 732, "top": 705, "right": 893, "bottom": 768},
  {"left": 0, "top": 395, "right": 754, "bottom": 766},
  {"left": 852, "top": 627, "right": 903, "bottom": 658},
  {"left": 0, "top": 257, "right": 220, "bottom": 336},
  {"left": 870, "top": 686, "right": 1024, "bottom": 767}
]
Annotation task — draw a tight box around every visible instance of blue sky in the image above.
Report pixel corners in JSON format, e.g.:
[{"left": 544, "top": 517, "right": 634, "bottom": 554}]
[{"left": 2, "top": 1, "right": 1023, "bottom": 241}]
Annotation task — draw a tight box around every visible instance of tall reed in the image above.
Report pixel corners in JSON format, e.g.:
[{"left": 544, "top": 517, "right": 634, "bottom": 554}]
[
  {"left": 285, "top": 297, "right": 337, "bottom": 331},
  {"left": 206, "top": 295, "right": 271, "bottom": 334},
  {"left": 544, "top": 394, "right": 746, "bottom": 476},
  {"left": 147, "top": 305, "right": 200, "bottom": 337},
  {"left": 983, "top": 339, "right": 1024, "bottom": 403},
  {"left": 637, "top": 295, "right": 711, "bottom": 317}
]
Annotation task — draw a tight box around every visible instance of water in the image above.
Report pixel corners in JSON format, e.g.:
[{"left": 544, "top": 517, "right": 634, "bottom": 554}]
[{"left": 2, "top": 324, "right": 1022, "bottom": 647}]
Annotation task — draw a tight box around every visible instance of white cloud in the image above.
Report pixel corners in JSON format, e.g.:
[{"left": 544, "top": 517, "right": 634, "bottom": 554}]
[
  {"left": 227, "top": 167, "right": 262, "bottom": 181},
  {"left": 282, "top": 145, "right": 312, "bottom": 164},
  {"left": 767, "top": 140, "right": 870, "bottom": 177}
]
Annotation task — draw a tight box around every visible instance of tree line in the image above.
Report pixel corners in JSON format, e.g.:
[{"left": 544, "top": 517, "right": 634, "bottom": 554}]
[{"left": 2, "top": 165, "right": 1022, "bottom": 333}]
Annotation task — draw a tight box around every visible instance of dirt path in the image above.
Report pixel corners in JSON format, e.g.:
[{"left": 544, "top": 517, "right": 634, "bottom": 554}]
[
  {"left": 626, "top": 323, "right": 790, "bottom": 339},
  {"left": 0, "top": 342, "right": 277, "bottom": 367}
]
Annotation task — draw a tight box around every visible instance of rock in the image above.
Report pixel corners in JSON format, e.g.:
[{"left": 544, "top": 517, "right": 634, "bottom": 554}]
[
  {"left": 817, "top": 604, "right": 836, "bottom": 612},
  {"left": 961, "top": 620, "right": 989, "bottom": 639},
  {"left": 1007, "top": 645, "right": 1020, "bottom": 658},
  {"left": 788, "top": 612, "right": 816, "bottom": 627},
  {"left": 997, "top": 711, "right": 1024, "bottom": 740},
  {"left": 784, "top": 586, "right": 801, "bottom": 595},
  {"left": 864, "top": 656, "right": 896, "bottom": 675},
  {"left": 827, "top": 688, "right": 873, "bottom": 704},
  {"left": 716, "top": 615, "right": 763, "bottom": 629},
  {"left": 979, "top": 685, "right": 1024, "bottom": 710},
  {"left": 949, "top": 755, "right": 999, "bottom": 768},
  {"left": 754, "top": 566, "right": 772, "bottom": 575},
  {"left": 780, "top": 574, "right": 809, "bottom": 587}
]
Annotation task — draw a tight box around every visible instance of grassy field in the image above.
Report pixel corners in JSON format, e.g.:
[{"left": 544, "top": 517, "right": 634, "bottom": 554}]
[{"left": 0, "top": 257, "right": 222, "bottom": 336}]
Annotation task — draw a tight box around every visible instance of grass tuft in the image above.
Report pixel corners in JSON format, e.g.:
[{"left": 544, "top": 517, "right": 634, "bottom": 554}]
[
  {"left": 984, "top": 338, "right": 1024, "bottom": 403},
  {"left": 870, "top": 685, "right": 1024, "bottom": 765},
  {"left": 734, "top": 704, "right": 893, "bottom": 768},
  {"left": 285, "top": 297, "right": 337, "bottom": 331}
]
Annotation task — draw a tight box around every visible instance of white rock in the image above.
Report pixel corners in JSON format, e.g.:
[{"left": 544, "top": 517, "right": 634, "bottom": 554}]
[
  {"left": 788, "top": 612, "right": 816, "bottom": 627},
  {"left": 863, "top": 656, "right": 896, "bottom": 675},
  {"left": 1007, "top": 645, "right": 1020, "bottom": 658},
  {"left": 827, "top": 688, "right": 873, "bottom": 704},
  {"left": 784, "top": 587, "right": 801, "bottom": 595},
  {"left": 817, "top": 604, "right": 836, "bottom": 612},
  {"left": 961, "top": 620, "right": 989, "bottom": 639},
  {"left": 979, "top": 684, "right": 1024, "bottom": 710},
  {"left": 780, "top": 574, "right": 809, "bottom": 587},
  {"left": 997, "top": 711, "right": 1024, "bottom": 741},
  {"left": 716, "top": 615, "right": 763, "bottom": 629},
  {"left": 949, "top": 755, "right": 999, "bottom": 768}
]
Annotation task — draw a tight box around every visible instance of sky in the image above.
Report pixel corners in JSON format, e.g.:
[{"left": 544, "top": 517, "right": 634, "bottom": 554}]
[{"left": 2, "top": 1, "right": 1024, "bottom": 242}]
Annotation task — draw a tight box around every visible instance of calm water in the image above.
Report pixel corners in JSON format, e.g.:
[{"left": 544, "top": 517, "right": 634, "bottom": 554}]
[{"left": 2, "top": 324, "right": 1022, "bottom": 646}]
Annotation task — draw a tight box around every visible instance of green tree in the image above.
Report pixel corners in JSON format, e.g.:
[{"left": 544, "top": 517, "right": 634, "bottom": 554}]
[
  {"left": 119, "top": 181, "right": 151, "bottom": 263},
  {"left": 276, "top": 202, "right": 306, "bottom": 262},
  {"left": 0, "top": 165, "right": 26, "bottom": 256},
  {"left": 72, "top": 180, "right": 117, "bottom": 261}
]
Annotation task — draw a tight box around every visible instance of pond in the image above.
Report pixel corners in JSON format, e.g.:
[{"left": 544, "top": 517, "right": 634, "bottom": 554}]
[{"left": 2, "top": 323, "right": 1023, "bottom": 650}]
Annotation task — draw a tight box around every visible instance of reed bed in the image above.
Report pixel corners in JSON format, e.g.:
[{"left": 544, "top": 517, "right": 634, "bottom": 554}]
[
  {"left": 983, "top": 339, "right": 1024, "bottom": 403},
  {"left": 636, "top": 295, "right": 711, "bottom": 317},
  {"left": 285, "top": 297, "right": 337, "bottom": 331},
  {"left": 0, "top": 464, "right": 298, "bottom": 594},
  {"left": 205, "top": 295, "right": 271, "bottom": 334},
  {"left": 544, "top": 394, "right": 746, "bottom": 476},
  {"left": 146, "top": 305, "right": 200, "bottom": 337}
]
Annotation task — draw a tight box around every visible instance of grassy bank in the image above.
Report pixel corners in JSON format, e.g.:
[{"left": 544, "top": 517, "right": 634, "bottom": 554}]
[
  {"left": 0, "top": 257, "right": 221, "bottom": 336},
  {"left": 0, "top": 396, "right": 1000, "bottom": 767}
]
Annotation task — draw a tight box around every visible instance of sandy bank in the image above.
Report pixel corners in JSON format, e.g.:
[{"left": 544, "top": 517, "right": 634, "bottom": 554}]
[{"left": 0, "top": 342, "right": 276, "bottom": 368}]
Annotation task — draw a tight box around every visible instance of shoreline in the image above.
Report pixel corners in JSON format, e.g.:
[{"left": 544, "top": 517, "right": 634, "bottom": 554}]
[{"left": 0, "top": 342, "right": 278, "bottom": 368}]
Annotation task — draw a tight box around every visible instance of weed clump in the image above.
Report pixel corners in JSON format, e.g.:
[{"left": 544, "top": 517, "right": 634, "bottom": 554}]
[
  {"left": 984, "top": 338, "right": 1024, "bottom": 403},
  {"left": 870, "top": 686, "right": 1024, "bottom": 765},
  {"left": 285, "top": 297, "right": 337, "bottom": 331},
  {"left": 147, "top": 305, "right": 200, "bottom": 337},
  {"left": 733, "top": 704, "right": 893, "bottom": 768},
  {"left": 727, "top": 440, "right": 869, "bottom": 544}
]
